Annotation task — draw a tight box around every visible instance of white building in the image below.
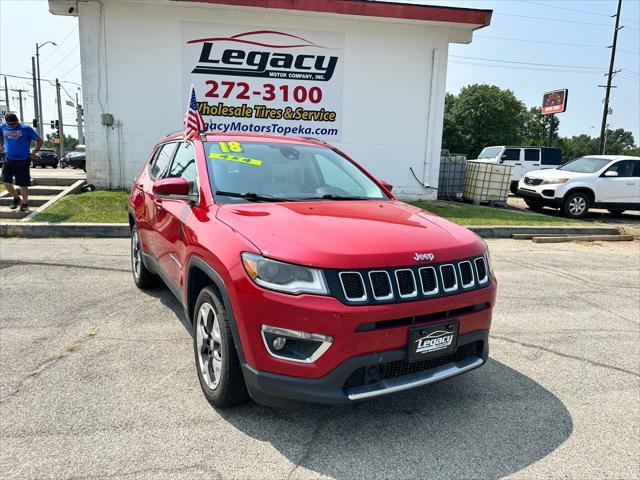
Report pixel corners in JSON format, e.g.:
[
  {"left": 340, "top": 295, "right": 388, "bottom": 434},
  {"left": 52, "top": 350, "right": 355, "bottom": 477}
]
[{"left": 49, "top": 0, "right": 490, "bottom": 198}]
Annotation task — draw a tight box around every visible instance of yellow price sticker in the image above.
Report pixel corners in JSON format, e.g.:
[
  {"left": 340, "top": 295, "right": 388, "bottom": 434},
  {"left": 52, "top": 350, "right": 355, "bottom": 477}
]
[{"left": 209, "top": 153, "right": 263, "bottom": 166}]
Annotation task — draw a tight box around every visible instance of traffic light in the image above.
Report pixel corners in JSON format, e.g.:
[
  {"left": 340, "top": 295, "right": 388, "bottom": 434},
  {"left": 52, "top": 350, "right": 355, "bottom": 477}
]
[
  {"left": 50, "top": 120, "right": 55, "bottom": 129},
  {"left": 33, "top": 119, "right": 38, "bottom": 128}
]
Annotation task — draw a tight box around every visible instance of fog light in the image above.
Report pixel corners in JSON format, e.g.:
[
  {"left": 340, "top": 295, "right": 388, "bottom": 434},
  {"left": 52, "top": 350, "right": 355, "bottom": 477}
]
[
  {"left": 261, "top": 325, "right": 333, "bottom": 363},
  {"left": 272, "top": 336, "right": 287, "bottom": 351}
]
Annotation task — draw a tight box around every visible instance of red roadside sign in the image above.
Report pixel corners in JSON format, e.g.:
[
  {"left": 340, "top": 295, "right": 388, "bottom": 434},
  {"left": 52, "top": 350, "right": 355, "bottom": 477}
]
[{"left": 541, "top": 89, "right": 568, "bottom": 115}]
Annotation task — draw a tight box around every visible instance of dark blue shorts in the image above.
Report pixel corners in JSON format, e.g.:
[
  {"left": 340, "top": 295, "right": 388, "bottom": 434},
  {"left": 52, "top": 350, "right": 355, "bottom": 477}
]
[{"left": 1, "top": 159, "right": 31, "bottom": 187}]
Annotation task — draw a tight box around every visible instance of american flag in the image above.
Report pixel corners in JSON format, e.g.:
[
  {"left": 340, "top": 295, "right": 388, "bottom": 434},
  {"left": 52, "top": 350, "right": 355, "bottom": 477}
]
[{"left": 184, "top": 85, "right": 206, "bottom": 141}]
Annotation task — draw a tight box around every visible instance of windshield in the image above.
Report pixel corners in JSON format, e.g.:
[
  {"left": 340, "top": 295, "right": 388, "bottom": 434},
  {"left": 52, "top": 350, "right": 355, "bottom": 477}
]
[
  {"left": 477, "top": 147, "right": 502, "bottom": 159},
  {"left": 558, "top": 156, "right": 611, "bottom": 173},
  {"left": 206, "top": 141, "right": 388, "bottom": 203}
]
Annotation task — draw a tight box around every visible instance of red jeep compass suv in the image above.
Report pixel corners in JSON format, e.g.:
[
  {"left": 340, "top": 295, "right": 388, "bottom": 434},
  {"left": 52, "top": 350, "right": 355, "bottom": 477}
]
[{"left": 129, "top": 132, "right": 496, "bottom": 407}]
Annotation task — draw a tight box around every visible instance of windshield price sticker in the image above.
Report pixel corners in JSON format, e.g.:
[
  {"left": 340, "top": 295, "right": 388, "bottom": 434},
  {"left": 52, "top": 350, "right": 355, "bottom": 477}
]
[{"left": 209, "top": 153, "right": 263, "bottom": 166}]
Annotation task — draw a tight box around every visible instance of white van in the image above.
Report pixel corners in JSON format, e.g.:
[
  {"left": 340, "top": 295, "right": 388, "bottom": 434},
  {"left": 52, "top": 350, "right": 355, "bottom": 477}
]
[{"left": 475, "top": 146, "right": 562, "bottom": 194}]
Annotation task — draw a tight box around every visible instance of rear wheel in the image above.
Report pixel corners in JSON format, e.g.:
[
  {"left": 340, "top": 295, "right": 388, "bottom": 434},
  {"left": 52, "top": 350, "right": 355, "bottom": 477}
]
[
  {"left": 130, "top": 225, "right": 159, "bottom": 289},
  {"left": 562, "top": 192, "right": 590, "bottom": 219},
  {"left": 193, "top": 287, "right": 249, "bottom": 407},
  {"left": 509, "top": 182, "right": 519, "bottom": 195},
  {"left": 608, "top": 209, "right": 625, "bottom": 216}
]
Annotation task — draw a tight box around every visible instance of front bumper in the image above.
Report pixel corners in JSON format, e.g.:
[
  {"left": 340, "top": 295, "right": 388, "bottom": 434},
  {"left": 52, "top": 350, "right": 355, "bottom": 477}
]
[
  {"left": 242, "top": 329, "right": 488, "bottom": 406},
  {"left": 517, "top": 187, "right": 563, "bottom": 207}
]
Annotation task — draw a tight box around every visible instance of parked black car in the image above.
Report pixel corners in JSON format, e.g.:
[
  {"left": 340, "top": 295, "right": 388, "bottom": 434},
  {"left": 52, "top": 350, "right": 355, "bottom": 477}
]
[
  {"left": 60, "top": 151, "right": 86, "bottom": 171},
  {"left": 32, "top": 149, "right": 58, "bottom": 168}
]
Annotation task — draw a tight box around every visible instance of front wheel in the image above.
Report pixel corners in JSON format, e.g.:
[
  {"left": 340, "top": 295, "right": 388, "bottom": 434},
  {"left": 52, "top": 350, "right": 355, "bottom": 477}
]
[
  {"left": 193, "top": 287, "right": 249, "bottom": 407},
  {"left": 130, "top": 225, "right": 159, "bottom": 289},
  {"left": 562, "top": 192, "right": 590, "bottom": 219}
]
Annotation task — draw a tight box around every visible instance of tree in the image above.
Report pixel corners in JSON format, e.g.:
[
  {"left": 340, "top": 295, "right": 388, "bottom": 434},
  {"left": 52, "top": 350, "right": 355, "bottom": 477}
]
[
  {"left": 442, "top": 84, "right": 528, "bottom": 159},
  {"left": 44, "top": 133, "right": 79, "bottom": 152},
  {"left": 521, "top": 107, "right": 560, "bottom": 147},
  {"left": 603, "top": 128, "right": 636, "bottom": 155},
  {"left": 557, "top": 134, "right": 598, "bottom": 161}
]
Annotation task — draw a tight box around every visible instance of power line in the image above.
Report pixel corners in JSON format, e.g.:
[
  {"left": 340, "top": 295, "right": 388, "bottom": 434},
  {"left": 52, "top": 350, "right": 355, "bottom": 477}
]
[
  {"left": 518, "top": 0, "right": 639, "bottom": 25},
  {"left": 494, "top": 11, "right": 639, "bottom": 31},
  {"left": 449, "top": 55, "right": 603, "bottom": 71},
  {"left": 449, "top": 60, "right": 604, "bottom": 75},
  {"left": 46, "top": 44, "right": 80, "bottom": 73},
  {"left": 475, "top": 34, "right": 640, "bottom": 56},
  {"left": 59, "top": 61, "right": 81, "bottom": 80},
  {"left": 41, "top": 24, "right": 79, "bottom": 63},
  {"left": 0, "top": 73, "right": 81, "bottom": 87}
]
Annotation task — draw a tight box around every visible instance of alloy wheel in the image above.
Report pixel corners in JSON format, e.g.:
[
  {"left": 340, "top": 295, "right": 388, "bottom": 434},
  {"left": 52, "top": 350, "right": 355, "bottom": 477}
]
[
  {"left": 196, "top": 302, "right": 223, "bottom": 390},
  {"left": 131, "top": 230, "right": 142, "bottom": 279},
  {"left": 568, "top": 196, "right": 586, "bottom": 216}
]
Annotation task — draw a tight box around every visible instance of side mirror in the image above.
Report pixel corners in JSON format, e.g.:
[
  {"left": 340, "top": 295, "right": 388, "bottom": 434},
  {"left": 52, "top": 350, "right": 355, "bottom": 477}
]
[
  {"left": 603, "top": 170, "right": 619, "bottom": 177},
  {"left": 380, "top": 180, "right": 393, "bottom": 192},
  {"left": 153, "top": 177, "right": 190, "bottom": 196}
]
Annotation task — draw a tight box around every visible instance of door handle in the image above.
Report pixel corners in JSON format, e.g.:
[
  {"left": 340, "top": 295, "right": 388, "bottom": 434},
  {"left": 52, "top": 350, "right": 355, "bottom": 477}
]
[
  {"left": 626, "top": 182, "right": 635, "bottom": 185},
  {"left": 514, "top": 163, "right": 521, "bottom": 166},
  {"left": 533, "top": 164, "right": 540, "bottom": 166}
]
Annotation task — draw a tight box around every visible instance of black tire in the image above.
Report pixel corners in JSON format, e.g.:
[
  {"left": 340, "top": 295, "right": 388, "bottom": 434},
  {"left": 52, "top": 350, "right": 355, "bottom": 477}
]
[
  {"left": 608, "top": 209, "right": 625, "bottom": 216},
  {"left": 524, "top": 199, "right": 544, "bottom": 212},
  {"left": 562, "top": 192, "right": 591, "bottom": 219},
  {"left": 53, "top": 164, "right": 58, "bottom": 169},
  {"left": 193, "top": 287, "right": 249, "bottom": 407},
  {"left": 81, "top": 162, "right": 86, "bottom": 172},
  {"left": 130, "top": 225, "right": 159, "bottom": 289},
  {"left": 509, "top": 182, "right": 519, "bottom": 195}
]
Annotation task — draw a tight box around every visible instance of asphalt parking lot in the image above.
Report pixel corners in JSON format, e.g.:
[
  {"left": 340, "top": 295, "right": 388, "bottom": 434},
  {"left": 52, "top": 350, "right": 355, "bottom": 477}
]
[{"left": 1, "top": 238, "right": 639, "bottom": 479}]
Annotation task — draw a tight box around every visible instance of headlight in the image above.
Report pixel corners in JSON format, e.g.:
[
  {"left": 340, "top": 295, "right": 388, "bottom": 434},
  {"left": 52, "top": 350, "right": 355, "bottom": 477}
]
[
  {"left": 241, "top": 253, "right": 329, "bottom": 295},
  {"left": 541, "top": 178, "right": 569, "bottom": 185}
]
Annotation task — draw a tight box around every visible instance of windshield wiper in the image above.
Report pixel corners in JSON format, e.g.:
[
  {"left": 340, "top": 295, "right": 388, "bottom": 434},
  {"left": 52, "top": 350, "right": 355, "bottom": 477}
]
[
  {"left": 303, "top": 194, "right": 370, "bottom": 200},
  {"left": 215, "top": 191, "right": 292, "bottom": 202}
]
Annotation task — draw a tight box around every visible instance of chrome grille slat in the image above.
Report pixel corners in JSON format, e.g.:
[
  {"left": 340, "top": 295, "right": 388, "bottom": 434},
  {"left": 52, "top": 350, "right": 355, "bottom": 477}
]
[
  {"left": 368, "top": 270, "right": 394, "bottom": 301},
  {"left": 418, "top": 267, "right": 439, "bottom": 295},
  {"left": 395, "top": 269, "right": 417, "bottom": 298},
  {"left": 439, "top": 264, "right": 458, "bottom": 292},
  {"left": 474, "top": 257, "right": 488, "bottom": 284},
  {"left": 339, "top": 272, "right": 367, "bottom": 302},
  {"left": 458, "top": 261, "right": 475, "bottom": 288}
]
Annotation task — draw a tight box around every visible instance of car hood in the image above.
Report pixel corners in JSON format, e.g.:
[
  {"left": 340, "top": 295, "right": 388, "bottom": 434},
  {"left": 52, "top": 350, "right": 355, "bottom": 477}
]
[
  {"left": 526, "top": 168, "right": 591, "bottom": 180},
  {"left": 215, "top": 200, "right": 485, "bottom": 269}
]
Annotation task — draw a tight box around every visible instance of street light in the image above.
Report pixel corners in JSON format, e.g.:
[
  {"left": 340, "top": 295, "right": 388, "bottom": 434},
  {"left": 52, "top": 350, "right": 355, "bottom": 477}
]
[{"left": 35, "top": 41, "right": 57, "bottom": 134}]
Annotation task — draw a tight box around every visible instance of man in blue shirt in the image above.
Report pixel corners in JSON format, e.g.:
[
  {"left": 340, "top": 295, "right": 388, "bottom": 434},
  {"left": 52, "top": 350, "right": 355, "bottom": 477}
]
[{"left": 0, "top": 113, "right": 43, "bottom": 211}]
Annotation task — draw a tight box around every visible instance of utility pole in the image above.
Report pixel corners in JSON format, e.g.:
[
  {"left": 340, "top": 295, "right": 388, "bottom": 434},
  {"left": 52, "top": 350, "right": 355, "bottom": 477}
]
[
  {"left": 55, "top": 78, "right": 65, "bottom": 158},
  {"left": 31, "top": 57, "right": 40, "bottom": 131},
  {"left": 598, "top": 0, "right": 623, "bottom": 155},
  {"left": 547, "top": 114, "right": 555, "bottom": 147},
  {"left": 10, "top": 88, "right": 26, "bottom": 121},
  {"left": 3, "top": 76, "right": 10, "bottom": 111},
  {"left": 35, "top": 41, "right": 56, "bottom": 140},
  {"left": 76, "top": 91, "right": 84, "bottom": 144}
]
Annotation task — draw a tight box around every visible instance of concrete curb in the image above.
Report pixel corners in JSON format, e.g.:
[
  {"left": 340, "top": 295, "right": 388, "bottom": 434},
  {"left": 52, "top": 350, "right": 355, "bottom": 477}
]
[
  {"left": 0, "top": 223, "right": 130, "bottom": 238},
  {"left": 0, "top": 223, "right": 624, "bottom": 239},
  {"left": 468, "top": 225, "right": 622, "bottom": 239}
]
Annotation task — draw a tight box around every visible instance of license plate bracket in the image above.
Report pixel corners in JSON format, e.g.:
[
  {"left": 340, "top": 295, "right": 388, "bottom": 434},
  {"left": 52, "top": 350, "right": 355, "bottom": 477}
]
[{"left": 407, "top": 321, "right": 459, "bottom": 363}]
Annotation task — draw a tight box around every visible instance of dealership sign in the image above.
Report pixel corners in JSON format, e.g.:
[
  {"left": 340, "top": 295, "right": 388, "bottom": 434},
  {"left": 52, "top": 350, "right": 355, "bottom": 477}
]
[
  {"left": 541, "top": 89, "right": 568, "bottom": 115},
  {"left": 182, "top": 23, "right": 344, "bottom": 139}
]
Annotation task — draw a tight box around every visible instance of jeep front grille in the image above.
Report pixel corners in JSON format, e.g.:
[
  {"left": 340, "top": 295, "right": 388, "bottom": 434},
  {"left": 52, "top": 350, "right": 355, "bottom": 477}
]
[{"left": 332, "top": 256, "right": 490, "bottom": 305}]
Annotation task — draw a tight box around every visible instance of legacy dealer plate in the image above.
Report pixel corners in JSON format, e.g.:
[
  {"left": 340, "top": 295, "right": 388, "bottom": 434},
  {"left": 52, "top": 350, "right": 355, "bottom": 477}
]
[{"left": 407, "top": 321, "right": 458, "bottom": 363}]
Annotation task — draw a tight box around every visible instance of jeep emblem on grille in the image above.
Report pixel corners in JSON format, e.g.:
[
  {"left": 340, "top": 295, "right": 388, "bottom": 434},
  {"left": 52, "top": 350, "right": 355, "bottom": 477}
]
[{"left": 414, "top": 252, "right": 435, "bottom": 262}]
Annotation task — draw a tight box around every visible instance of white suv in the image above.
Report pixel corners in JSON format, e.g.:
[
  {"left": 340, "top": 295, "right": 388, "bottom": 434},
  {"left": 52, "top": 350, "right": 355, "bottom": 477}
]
[{"left": 517, "top": 155, "right": 640, "bottom": 219}]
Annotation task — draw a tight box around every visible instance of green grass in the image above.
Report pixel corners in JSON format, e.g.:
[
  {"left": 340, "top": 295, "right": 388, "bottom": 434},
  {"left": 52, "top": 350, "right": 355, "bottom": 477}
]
[
  {"left": 31, "top": 189, "right": 585, "bottom": 226},
  {"left": 410, "top": 200, "right": 586, "bottom": 226},
  {"left": 32, "top": 190, "right": 129, "bottom": 223}
]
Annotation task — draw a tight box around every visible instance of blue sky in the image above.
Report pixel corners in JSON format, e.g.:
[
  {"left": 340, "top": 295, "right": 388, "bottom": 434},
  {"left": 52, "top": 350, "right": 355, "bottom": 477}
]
[{"left": 1, "top": 0, "right": 639, "bottom": 141}]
